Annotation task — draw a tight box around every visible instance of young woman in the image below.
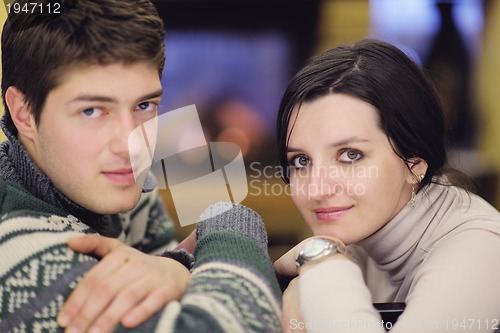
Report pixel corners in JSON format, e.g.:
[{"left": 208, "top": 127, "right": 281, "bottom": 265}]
[{"left": 274, "top": 39, "right": 500, "bottom": 332}]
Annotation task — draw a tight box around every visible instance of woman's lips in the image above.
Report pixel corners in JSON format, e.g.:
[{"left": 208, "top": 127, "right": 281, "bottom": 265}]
[{"left": 314, "top": 206, "right": 353, "bottom": 222}]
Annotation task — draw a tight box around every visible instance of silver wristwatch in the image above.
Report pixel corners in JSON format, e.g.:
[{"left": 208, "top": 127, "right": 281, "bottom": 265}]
[{"left": 295, "top": 237, "right": 348, "bottom": 269}]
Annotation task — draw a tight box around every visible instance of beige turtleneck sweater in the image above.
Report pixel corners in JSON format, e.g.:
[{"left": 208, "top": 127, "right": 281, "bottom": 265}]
[{"left": 297, "top": 182, "right": 500, "bottom": 332}]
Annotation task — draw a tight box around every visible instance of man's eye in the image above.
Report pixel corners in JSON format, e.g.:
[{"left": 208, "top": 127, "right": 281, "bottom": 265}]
[
  {"left": 290, "top": 155, "right": 311, "bottom": 168},
  {"left": 82, "top": 107, "right": 103, "bottom": 118},
  {"left": 338, "top": 149, "right": 363, "bottom": 163},
  {"left": 136, "top": 102, "right": 157, "bottom": 112}
]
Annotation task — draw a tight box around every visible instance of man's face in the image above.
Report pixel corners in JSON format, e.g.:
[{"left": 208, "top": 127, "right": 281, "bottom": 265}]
[{"left": 30, "top": 62, "right": 162, "bottom": 214}]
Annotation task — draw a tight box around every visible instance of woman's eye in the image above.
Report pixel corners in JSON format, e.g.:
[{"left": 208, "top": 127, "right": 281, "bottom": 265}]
[
  {"left": 82, "top": 107, "right": 103, "bottom": 118},
  {"left": 290, "top": 155, "right": 311, "bottom": 168},
  {"left": 136, "top": 102, "right": 157, "bottom": 112},
  {"left": 338, "top": 149, "right": 363, "bottom": 163}
]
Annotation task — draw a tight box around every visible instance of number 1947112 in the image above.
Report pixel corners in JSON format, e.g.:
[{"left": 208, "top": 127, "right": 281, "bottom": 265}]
[
  {"left": 6, "top": 2, "right": 61, "bottom": 14},
  {"left": 445, "top": 319, "right": 499, "bottom": 330}
]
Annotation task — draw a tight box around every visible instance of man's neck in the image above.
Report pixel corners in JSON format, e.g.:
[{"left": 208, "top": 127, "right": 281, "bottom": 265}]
[{"left": 0, "top": 114, "right": 113, "bottom": 234}]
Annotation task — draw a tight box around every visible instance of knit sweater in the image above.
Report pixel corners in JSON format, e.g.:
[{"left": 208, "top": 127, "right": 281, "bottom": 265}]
[
  {"left": 298, "top": 181, "right": 500, "bottom": 332},
  {"left": 0, "top": 116, "right": 282, "bottom": 332}
]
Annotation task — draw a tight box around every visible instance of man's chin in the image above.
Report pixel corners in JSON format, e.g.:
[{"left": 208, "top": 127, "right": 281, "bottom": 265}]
[{"left": 87, "top": 192, "right": 142, "bottom": 215}]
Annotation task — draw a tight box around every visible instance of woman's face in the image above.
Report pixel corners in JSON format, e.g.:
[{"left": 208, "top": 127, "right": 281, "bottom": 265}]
[{"left": 286, "top": 93, "right": 421, "bottom": 245}]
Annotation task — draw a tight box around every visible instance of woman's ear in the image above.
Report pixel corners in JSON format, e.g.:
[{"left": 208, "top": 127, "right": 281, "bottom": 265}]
[
  {"left": 406, "top": 157, "right": 429, "bottom": 185},
  {"left": 4, "top": 86, "right": 37, "bottom": 140}
]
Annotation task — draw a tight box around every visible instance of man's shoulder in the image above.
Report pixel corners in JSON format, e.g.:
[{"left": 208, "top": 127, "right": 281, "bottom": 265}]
[
  {"left": 0, "top": 177, "right": 68, "bottom": 220},
  {"left": 0, "top": 179, "right": 91, "bottom": 237}
]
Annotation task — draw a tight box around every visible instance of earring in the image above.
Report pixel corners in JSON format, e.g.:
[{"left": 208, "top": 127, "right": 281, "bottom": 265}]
[
  {"left": 408, "top": 174, "right": 424, "bottom": 207},
  {"left": 409, "top": 186, "right": 416, "bottom": 207}
]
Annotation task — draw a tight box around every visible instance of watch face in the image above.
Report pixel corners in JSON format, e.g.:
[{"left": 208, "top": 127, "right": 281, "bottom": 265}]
[
  {"left": 296, "top": 237, "right": 348, "bottom": 269},
  {"left": 303, "top": 238, "right": 331, "bottom": 258}
]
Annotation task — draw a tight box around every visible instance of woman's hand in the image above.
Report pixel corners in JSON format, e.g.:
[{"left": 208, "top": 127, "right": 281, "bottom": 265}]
[
  {"left": 273, "top": 238, "right": 311, "bottom": 278},
  {"left": 275, "top": 236, "right": 351, "bottom": 333},
  {"left": 281, "top": 277, "right": 306, "bottom": 333},
  {"left": 274, "top": 239, "right": 311, "bottom": 333},
  {"left": 176, "top": 229, "right": 196, "bottom": 253},
  {"left": 57, "top": 234, "right": 191, "bottom": 333}
]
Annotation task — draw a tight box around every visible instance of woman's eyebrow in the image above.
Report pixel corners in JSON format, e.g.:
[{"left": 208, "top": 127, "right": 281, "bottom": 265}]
[{"left": 287, "top": 137, "right": 370, "bottom": 153}]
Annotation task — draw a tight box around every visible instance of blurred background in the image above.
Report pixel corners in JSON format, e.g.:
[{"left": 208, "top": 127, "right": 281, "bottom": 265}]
[{"left": 1, "top": 0, "right": 500, "bottom": 260}]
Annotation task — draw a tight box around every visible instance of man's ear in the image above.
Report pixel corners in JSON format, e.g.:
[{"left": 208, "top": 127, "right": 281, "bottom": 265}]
[
  {"left": 406, "top": 157, "right": 429, "bottom": 185},
  {"left": 4, "top": 86, "right": 37, "bottom": 139}
]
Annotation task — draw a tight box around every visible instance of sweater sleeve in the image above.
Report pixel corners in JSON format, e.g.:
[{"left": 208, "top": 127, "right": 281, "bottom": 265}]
[
  {"left": 0, "top": 210, "right": 282, "bottom": 333},
  {"left": 298, "top": 259, "right": 383, "bottom": 333},
  {"left": 167, "top": 231, "right": 282, "bottom": 332},
  {"left": 168, "top": 202, "right": 281, "bottom": 332},
  {"left": 297, "top": 230, "right": 500, "bottom": 333}
]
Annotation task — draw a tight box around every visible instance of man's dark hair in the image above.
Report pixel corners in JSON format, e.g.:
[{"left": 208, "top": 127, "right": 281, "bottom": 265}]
[{"left": 1, "top": 0, "right": 165, "bottom": 128}]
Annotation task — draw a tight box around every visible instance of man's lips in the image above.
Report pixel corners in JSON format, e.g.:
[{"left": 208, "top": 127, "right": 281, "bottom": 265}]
[
  {"left": 314, "top": 206, "right": 353, "bottom": 221},
  {"left": 103, "top": 168, "right": 134, "bottom": 174},
  {"left": 102, "top": 168, "right": 136, "bottom": 185}
]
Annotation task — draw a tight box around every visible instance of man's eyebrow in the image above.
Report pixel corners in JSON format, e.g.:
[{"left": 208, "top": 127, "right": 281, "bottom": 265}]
[
  {"left": 66, "top": 95, "right": 117, "bottom": 104},
  {"left": 136, "top": 89, "right": 163, "bottom": 103},
  {"left": 286, "top": 137, "right": 370, "bottom": 153},
  {"left": 66, "top": 89, "right": 163, "bottom": 105}
]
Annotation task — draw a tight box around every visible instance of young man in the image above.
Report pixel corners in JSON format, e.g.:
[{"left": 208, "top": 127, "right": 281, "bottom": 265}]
[{"left": 0, "top": 1, "right": 281, "bottom": 332}]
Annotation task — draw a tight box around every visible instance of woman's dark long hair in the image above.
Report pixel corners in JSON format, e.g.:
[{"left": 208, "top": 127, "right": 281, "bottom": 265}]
[{"left": 276, "top": 38, "right": 470, "bottom": 190}]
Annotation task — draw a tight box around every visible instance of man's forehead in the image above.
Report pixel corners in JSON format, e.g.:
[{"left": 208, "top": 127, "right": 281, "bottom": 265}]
[{"left": 50, "top": 62, "right": 162, "bottom": 102}]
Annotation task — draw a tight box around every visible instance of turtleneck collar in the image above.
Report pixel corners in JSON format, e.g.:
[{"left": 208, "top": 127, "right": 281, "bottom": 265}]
[
  {"left": 0, "top": 112, "right": 155, "bottom": 236},
  {"left": 357, "top": 180, "right": 450, "bottom": 282}
]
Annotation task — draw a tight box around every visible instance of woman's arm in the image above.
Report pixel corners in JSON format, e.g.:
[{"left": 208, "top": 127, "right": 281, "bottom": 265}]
[
  {"left": 275, "top": 237, "right": 382, "bottom": 333},
  {"left": 283, "top": 230, "right": 500, "bottom": 333}
]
